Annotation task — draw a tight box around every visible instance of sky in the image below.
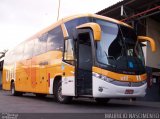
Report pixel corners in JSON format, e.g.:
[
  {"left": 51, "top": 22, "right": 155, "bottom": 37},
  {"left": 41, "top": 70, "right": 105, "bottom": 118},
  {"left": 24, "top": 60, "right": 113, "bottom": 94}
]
[{"left": 0, "top": 0, "right": 120, "bottom": 52}]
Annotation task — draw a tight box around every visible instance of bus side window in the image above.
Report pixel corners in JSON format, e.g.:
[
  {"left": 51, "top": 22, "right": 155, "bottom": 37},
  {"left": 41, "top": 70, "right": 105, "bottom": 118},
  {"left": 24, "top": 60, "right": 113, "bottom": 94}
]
[
  {"left": 64, "top": 38, "right": 74, "bottom": 65},
  {"left": 14, "top": 43, "right": 24, "bottom": 61},
  {"left": 23, "top": 40, "right": 34, "bottom": 59},
  {"left": 33, "top": 38, "right": 40, "bottom": 56},
  {"left": 4, "top": 52, "right": 10, "bottom": 66},
  {"left": 38, "top": 33, "right": 47, "bottom": 54},
  {"left": 47, "top": 26, "right": 64, "bottom": 51},
  {"left": 8, "top": 51, "right": 14, "bottom": 64},
  {"left": 11, "top": 50, "right": 16, "bottom": 64},
  {"left": 65, "top": 17, "right": 91, "bottom": 38}
]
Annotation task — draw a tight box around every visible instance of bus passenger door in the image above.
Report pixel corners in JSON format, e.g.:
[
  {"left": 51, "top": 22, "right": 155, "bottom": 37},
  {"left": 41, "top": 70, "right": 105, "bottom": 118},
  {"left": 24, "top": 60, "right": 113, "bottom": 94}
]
[
  {"left": 75, "top": 29, "right": 93, "bottom": 96},
  {"left": 62, "top": 38, "right": 75, "bottom": 96}
]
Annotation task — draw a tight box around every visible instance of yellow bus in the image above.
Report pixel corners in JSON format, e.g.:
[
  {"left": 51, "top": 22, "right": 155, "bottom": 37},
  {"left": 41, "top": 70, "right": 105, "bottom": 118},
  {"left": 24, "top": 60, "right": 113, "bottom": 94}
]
[{"left": 2, "top": 14, "right": 156, "bottom": 103}]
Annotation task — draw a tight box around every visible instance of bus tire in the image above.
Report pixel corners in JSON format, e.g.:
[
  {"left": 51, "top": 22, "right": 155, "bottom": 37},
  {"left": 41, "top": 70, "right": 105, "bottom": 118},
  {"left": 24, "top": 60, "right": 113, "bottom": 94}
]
[
  {"left": 54, "top": 80, "right": 72, "bottom": 104},
  {"left": 11, "top": 82, "right": 22, "bottom": 96},
  {"left": 95, "top": 98, "right": 110, "bottom": 104}
]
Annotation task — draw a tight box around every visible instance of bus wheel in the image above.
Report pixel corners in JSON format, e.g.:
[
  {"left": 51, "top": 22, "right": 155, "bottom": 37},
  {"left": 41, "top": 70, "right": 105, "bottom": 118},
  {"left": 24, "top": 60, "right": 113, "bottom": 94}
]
[
  {"left": 54, "top": 80, "right": 72, "bottom": 104},
  {"left": 95, "top": 98, "right": 110, "bottom": 104},
  {"left": 11, "top": 82, "right": 22, "bottom": 96}
]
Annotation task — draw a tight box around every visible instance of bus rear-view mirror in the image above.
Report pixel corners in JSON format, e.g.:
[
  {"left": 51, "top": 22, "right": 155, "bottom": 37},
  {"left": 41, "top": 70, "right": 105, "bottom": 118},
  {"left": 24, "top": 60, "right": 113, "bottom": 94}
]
[
  {"left": 137, "top": 36, "right": 156, "bottom": 52},
  {"left": 76, "top": 22, "right": 101, "bottom": 41}
]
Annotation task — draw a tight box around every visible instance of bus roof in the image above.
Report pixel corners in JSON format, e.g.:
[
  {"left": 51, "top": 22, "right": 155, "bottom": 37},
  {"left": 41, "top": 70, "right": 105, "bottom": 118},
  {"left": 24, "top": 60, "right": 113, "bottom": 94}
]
[
  {"left": 29, "top": 14, "right": 132, "bottom": 40},
  {"left": 6, "top": 14, "right": 133, "bottom": 57},
  {"left": 63, "top": 14, "right": 132, "bottom": 28}
]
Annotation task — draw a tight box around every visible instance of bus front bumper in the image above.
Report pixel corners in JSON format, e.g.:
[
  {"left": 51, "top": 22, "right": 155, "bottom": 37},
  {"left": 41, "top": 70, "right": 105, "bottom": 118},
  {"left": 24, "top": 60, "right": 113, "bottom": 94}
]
[{"left": 92, "top": 77, "right": 147, "bottom": 98}]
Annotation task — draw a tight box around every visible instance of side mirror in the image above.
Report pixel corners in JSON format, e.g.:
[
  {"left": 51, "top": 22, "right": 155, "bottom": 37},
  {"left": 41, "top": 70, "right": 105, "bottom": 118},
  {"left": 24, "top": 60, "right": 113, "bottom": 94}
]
[
  {"left": 137, "top": 36, "right": 156, "bottom": 52},
  {"left": 76, "top": 22, "right": 101, "bottom": 41}
]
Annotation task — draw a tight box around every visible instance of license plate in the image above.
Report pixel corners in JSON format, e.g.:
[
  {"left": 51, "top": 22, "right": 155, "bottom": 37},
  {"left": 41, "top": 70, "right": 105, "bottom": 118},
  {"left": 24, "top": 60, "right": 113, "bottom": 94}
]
[{"left": 125, "top": 89, "right": 134, "bottom": 94}]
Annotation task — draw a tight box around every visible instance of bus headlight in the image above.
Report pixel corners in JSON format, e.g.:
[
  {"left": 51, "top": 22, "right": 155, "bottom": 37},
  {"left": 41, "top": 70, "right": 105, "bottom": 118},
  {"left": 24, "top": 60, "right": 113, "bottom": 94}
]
[{"left": 93, "top": 72, "right": 114, "bottom": 83}]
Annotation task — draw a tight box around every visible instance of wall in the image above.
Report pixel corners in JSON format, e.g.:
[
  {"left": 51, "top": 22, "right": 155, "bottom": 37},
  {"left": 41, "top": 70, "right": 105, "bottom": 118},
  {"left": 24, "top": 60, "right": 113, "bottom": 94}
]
[{"left": 146, "top": 18, "right": 160, "bottom": 69}]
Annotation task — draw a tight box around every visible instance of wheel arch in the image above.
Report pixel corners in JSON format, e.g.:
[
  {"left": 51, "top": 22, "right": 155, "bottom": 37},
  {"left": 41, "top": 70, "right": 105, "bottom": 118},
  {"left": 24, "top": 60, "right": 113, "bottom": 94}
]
[{"left": 52, "top": 75, "right": 62, "bottom": 94}]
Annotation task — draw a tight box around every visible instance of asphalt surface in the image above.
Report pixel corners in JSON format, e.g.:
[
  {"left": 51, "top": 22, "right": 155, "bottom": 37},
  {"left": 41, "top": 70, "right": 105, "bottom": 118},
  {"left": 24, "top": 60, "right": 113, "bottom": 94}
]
[
  {"left": 0, "top": 90, "right": 160, "bottom": 114},
  {"left": 0, "top": 90, "right": 160, "bottom": 119}
]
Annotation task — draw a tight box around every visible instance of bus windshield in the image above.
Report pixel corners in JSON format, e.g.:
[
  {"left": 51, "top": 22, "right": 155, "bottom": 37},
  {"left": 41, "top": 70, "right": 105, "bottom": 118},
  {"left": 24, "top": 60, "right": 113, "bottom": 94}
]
[{"left": 95, "top": 19, "right": 145, "bottom": 74}]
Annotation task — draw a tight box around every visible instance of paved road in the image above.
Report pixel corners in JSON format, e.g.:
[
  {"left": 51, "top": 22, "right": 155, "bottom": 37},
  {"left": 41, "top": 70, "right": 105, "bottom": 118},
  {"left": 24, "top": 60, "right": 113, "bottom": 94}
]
[
  {"left": 0, "top": 90, "right": 160, "bottom": 114},
  {"left": 1, "top": 90, "right": 160, "bottom": 119}
]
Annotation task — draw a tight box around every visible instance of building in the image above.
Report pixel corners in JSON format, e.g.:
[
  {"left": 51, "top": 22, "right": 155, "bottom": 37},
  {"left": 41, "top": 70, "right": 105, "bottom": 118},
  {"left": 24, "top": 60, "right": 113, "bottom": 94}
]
[{"left": 97, "top": 0, "right": 160, "bottom": 101}]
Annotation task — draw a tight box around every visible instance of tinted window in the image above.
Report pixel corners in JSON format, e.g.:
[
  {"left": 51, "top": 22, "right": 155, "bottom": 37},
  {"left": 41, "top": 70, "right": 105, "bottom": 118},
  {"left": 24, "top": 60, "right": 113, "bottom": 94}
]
[
  {"left": 38, "top": 33, "right": 47, "bottom": 54},
  {"left": 33, "top": 33, "right": 47, "bottom": 56},
  {"left": 47, "top": 26, "right": 64, "bottom": 51},
  {"left": 33, "top": 38, "right": 39, "bottom": 56},
  {"left": 23, "top": 40, "right": 34, "bottom": 59},
  {"left": 64, "top": 39, "right": 74, "bottom": 64},
  {"left": 4, "top": 51, "right": 11, "bottom": 65},
  {"left": 65, "top": 17, "right": 91, "bottom": 38},
  {"left": 7, "top": 51, "right": 13, "bottom": 65},
  {"left": 11, "top": 50, "right": 16, "bottom": 63},
  {"left": 14, "top": 43, "right": 24, "bottom": 61}
]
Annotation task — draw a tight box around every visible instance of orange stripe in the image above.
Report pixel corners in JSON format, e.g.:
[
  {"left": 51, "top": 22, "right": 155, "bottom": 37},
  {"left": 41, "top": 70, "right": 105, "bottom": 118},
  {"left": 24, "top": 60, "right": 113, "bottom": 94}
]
[{"left": 93, "top": 66, "right": 147, "bottom": 82}]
